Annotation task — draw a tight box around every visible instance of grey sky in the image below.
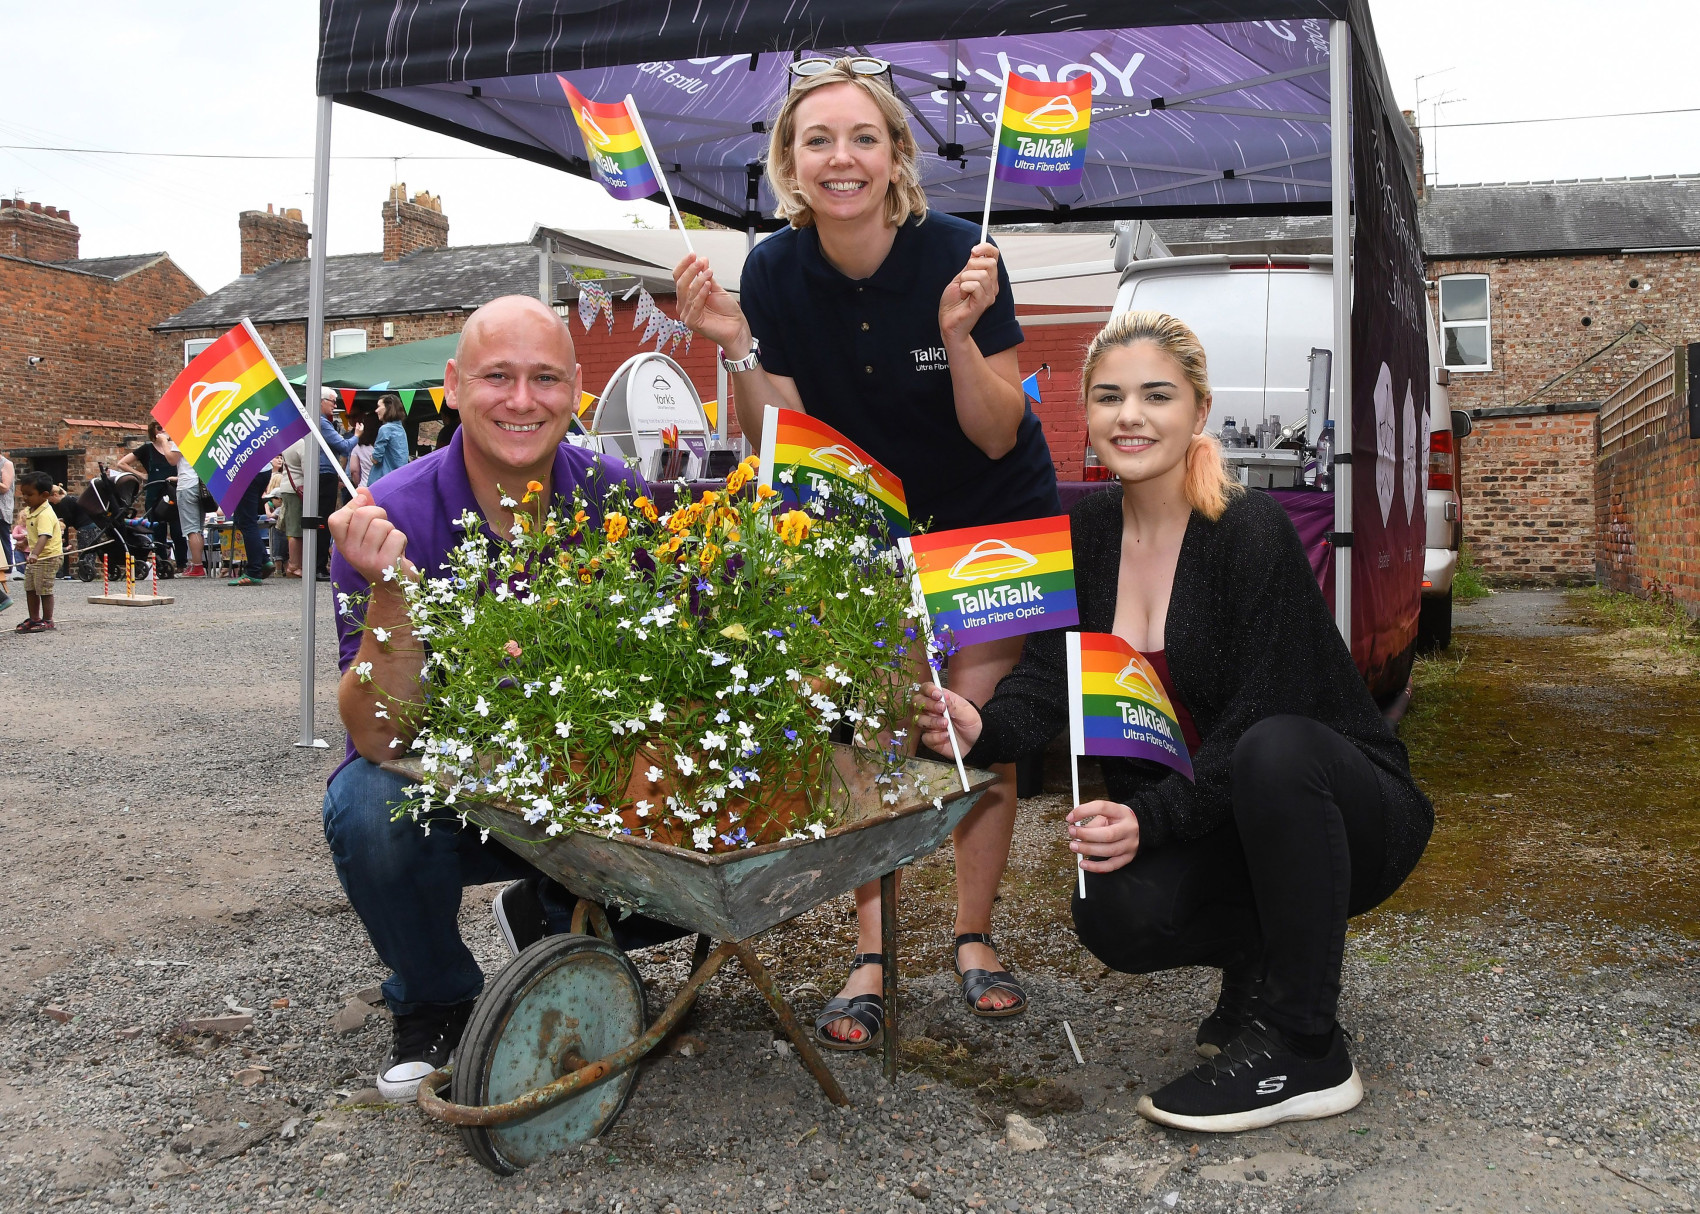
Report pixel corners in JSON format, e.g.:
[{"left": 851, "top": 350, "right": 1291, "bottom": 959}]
[{"left": 3, "top": 1, "right": 1694, "bottom": 294}]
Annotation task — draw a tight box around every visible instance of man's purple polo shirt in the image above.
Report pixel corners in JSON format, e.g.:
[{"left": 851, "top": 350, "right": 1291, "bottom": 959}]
[{"left": 330, "top": 426, "right": 642, "bottom": 781}]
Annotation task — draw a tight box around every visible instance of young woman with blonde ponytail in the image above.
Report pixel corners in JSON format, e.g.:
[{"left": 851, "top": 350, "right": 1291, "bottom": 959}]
[{"left": 916, "top": 311, "right": 1433, "bottom": 1134}]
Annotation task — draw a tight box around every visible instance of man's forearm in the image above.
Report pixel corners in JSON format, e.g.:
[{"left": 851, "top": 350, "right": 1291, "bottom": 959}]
[{"left": 339, "top": 584, "right": 428, "bottom": 761}]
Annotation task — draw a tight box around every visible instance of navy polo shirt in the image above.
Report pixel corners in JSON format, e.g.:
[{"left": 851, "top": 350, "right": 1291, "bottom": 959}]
[{"left": 740, "top": 212, "right": 1060, "bottom": 533}]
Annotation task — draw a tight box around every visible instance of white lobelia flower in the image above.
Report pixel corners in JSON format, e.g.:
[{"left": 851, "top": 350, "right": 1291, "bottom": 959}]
[
  {"left": 474, "top": 696, "right": 491, "bottom": 717},
  {"left": 353, "top": 661, "right": 373, "bottom": 679},
  {"left": 549, "top": 676, "right": 566, "bottom": 696},
  {"left": 500, "top": 494, "right": 518, "bottom": 508},
  {"left": 645, "top": 766, "right": 665, "bottom": 783},
  {"left": 634, "top": 800, "right": 652, "bottom": 817},
  {"left": 674, "top": 754, "right": 698, "bottom": 776},
  {"left": 554, "top": 721, "right": 572, "bottom": 738},
  {"left": 692, "top": 824, "right": 715, "bottom": 851},
  {"left": 700, "top": 731, "right": 727, "bottom": 751},
  {"left": 650, "top": 700, "right": 666, "bottom": 722},
  {"left": 372, "top": 626, "right": 391, "bottom": 643},
  {"left": 714, "top": 709, "right": 731, "bottom": 725}
]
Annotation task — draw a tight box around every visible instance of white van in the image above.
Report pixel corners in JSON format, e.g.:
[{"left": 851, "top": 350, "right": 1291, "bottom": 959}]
[{"left": 1109, "top": 252, "right": 1467, "bottom": 652}]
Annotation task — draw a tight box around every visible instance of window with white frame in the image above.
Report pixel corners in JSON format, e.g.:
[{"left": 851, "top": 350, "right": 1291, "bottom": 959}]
[
  {"left": 1439, "top": 275, "right": 1491, "bottom": 371},
  {"left": 329, "top": 328, "right": 368, "bottom": 358},
  {"left": 183, "top": 337, "right": 216, "bottom": 366}
]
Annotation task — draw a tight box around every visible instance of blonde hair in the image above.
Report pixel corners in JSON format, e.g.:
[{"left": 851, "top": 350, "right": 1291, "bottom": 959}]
[
  {"left": 1081, "top": 310, "right": 1242, "bottom": 522},
  {"left": 766, "top": 61, "right": 928, "bottom": 230}
]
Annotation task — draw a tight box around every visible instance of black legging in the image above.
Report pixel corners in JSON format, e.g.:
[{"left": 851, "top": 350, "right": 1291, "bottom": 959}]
[{"left": 1073, "top": 714, "right": 1392, "bottom": 1039}]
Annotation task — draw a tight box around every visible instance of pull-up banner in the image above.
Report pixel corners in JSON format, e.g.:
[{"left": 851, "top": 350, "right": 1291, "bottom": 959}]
[{"left": 1348, "top": 39, "right": 1428, "bottom": 698}]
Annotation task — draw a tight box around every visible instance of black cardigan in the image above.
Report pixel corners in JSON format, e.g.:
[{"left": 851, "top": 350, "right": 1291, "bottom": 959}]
[{"left": 966, "top": 486, "right": 1432, "bottom": 904}]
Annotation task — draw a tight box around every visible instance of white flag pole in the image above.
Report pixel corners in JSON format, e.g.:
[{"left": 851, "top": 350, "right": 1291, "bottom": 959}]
[
  {"left": 243, "top": 317, "right": 359, "bottom": 502},
  {"left": 625, "top": 94, "right": 695, "bottom": 257},
  {"left": 898, "top": 537, "right": 970, "bottom": 792},
  {"left": 1065, "top": 632, "right": 1087, "bottom": 900},
  {"left": 979, "top": 73, "right": 1012, "bottom": 245}
]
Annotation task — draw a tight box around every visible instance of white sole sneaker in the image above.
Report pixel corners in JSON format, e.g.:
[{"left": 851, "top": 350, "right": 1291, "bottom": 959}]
[{"left": 1136, "top": 1065, "right": 1364, "bottom": 1133}]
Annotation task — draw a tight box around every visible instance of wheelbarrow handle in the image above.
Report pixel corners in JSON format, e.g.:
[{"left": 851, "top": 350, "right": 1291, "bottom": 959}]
[{"left": 417, "top": 940, "right": 740, "bottom": 1127}]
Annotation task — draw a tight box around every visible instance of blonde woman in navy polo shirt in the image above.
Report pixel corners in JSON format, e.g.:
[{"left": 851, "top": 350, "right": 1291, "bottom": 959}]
[{"left": 674, "top": 57, "right": 1061, "bottom": 1051}]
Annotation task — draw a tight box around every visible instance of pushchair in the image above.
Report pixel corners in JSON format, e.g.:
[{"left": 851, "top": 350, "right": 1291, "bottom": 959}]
[{"left": 75, "top": 468, "right": 175, "bottom": 583}]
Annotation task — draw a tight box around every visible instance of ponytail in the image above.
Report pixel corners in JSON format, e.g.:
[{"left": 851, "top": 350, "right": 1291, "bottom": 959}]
[{"left": 1184, "top": 431, "right": 1236, "bottom": 522}]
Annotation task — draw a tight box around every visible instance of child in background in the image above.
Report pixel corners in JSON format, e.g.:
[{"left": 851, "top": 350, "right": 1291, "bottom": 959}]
[{"left": 16, "top": 472, "right": 63, "bottom": 633}]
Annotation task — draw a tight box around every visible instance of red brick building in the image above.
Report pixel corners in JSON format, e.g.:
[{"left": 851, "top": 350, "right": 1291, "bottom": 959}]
[
  {"left": 0, "top": 199, "right": 203, "bottom": 486},
  {"left": 1419, "top": 175, "right": 1700, "bottom": 584}
]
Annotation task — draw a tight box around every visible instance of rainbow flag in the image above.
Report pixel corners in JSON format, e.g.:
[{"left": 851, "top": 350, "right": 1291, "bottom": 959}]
[
  {"left": 1066, "top": 632, "right": 1193, "bottom": 780},
  {"left": 758, "top": 406, "right": 908, "bottom": 536},
  {"left": 903, "top": 516, "right": 1077, "bottom": 647},
  {"left": 558, "top": 77, "right": 661, "bottom": 201},
  {"left": 994, "top": 73, "right": 1092, "bottom": 186},
  {"left": 151, "top": 320, "right": 312, "bottom": 514}
]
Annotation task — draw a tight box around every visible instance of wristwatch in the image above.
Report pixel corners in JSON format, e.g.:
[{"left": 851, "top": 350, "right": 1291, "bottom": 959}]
[{"left": 720, "top": 338, "right": 761, "bottom": 373}]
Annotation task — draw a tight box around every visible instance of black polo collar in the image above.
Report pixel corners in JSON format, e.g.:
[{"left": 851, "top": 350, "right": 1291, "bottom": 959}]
[{"left": 797, "top": 217, "right": 924, "bottom": 295}]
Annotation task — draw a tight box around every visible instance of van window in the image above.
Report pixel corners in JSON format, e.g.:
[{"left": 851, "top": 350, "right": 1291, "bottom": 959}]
[{"left": 1439, "top": 275, "right": 1491, "bottom": 371}]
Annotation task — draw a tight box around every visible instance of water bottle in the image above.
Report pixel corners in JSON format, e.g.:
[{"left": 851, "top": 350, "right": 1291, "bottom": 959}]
[
  {"left": 1220, "top": 416, "right": 1238, "bottom": 447},
  {"left": 1315, "top": 420, "right": 1335, "bottom": 492}
]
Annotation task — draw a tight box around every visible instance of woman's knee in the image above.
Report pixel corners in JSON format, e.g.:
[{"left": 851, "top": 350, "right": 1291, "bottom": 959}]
[{"left": 1231, "top": 715, "right": 1331, "bottom": 789}]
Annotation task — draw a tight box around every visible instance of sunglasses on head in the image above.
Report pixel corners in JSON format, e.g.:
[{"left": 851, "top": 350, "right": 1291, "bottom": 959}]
[{"left": 787, "top": 56, "right": 893, "bottom": 88}]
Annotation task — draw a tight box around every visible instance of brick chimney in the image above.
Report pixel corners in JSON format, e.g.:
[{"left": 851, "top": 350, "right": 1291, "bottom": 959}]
[
  {"left": 382, "top": 184, "right": 449, "bottom": 261},
  {"left": 0, "top": 199, "right": 81, "bottom": 262},
  {"left": 239, "top": 203, "right": 309, "bottom": 275},
  {"left": 1402, "top": 109, "right": 1425, "bottom": 199}
]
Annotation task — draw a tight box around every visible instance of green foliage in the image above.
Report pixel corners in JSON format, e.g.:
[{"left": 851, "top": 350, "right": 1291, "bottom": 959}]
[
  {"left": 1452, "top": 542, "right": 1490, "bottom": 602},
  {"left": 1577, "top": 583, "right": 1700, "bottom": 656},
  {"left": 353, "top": 459, "right": 930, "bottom": 852}
]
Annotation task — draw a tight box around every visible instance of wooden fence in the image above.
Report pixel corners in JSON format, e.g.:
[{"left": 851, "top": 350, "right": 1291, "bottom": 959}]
[{"left": 1598, "top": 347, "right": 1686, "bottom": 458}]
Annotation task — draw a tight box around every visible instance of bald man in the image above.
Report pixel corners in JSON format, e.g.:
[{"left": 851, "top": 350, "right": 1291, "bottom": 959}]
[{"left": 324, "top": 297, "right": 664, "bottom": 1100}]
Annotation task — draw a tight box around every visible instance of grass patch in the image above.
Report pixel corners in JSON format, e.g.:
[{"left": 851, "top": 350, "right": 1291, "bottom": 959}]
[
  {"left": 1452, "top": 542, "right": 1491, "bottom": 602},
  {"left": 1575, "top": 585, "right": 1700, "bottom": 657}
]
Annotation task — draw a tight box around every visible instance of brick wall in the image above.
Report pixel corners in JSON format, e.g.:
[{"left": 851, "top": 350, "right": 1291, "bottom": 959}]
[
  {"left": 382, "top": 186, "right": 449, "bottom": 262},
  {"left": 1013, "top": 309, "right": 1101, "bottom": 479},
  {"left": 239, "top": 207, "right": 308, "bottom": 275},
  {"left": 1595, "top": 354, "right": 1700, "bottom": 611},
  {"left": 0, "top": 200, "right": 80, "bottom": 263},
  {"left": 0, "top": 257, "right": 204, "bottom": 457},
  {"left": 1428, "top": 250, "right": 1700, "bottom": 411},
  {"left": 1457, "top": 407, "right": 1599, "bottom": 583}
]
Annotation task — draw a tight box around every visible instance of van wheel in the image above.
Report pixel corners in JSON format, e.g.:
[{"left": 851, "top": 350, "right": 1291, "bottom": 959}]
[{"left": 1417, "top": 589, "right": 1453, "bottom": 653}]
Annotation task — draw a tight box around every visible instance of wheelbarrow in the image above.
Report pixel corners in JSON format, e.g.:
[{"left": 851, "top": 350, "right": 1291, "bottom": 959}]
[{"left": 383, "top": 744, "right": 996, "bottom": 1174}]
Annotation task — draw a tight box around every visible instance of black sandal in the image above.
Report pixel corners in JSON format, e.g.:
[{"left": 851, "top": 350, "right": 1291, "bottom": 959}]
[
  {"left": 954, "top": 933, "right": 1028, "bottom": 1019},
  {"left": 813, "top": 953, "right": 885, "bottom": 1052}
]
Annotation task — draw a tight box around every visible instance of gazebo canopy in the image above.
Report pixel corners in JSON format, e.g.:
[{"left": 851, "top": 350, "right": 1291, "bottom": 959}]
[{"left": 318, "top": 0, "right": 1415, "bottom": 229}]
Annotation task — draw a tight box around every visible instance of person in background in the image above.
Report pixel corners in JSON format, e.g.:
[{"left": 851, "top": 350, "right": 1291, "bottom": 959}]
[
  {"left": 367, "top": 395, "right": 412, "bottom": 485},
  {"left": 263, "top": 457, "right": 291, "bottom": 576},
  {"left": 226, "top": 461, "right": 274, "bottom": 587},
  {"left": 278, "top": 436, "right": 309, "bottom": 578},
  {"left": 49, "top": 484, "right": 91, "bottom": 579},
  {"left": 116, "top": 422, "right": 202, "bottom": 575},
  {"left": 0, "top": 451, "right": 15, "bottom": 593},
  {"left": 14, "top": 472, "right": 63, "bottom": 633},
  {"left": 315, "top": 387, "right": 356, "bottom": 581},
  {"left": 347, "top": 410, "right": 378, "bottom": 491}
]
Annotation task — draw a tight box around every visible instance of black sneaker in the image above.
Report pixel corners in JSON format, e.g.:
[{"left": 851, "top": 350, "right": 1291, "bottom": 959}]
[
  {"left": 492, "top": 878, "right": 550, "bottom": 958},
  {"left": 1138, "top": 1020, "right": 1362, "bottom": 1133},
  {"left": 1196, "top": 969, "right": 1262, "bottom": 1058},
  {"left": 376, "top": 1000, "right": 475, "bottom": 1102}
]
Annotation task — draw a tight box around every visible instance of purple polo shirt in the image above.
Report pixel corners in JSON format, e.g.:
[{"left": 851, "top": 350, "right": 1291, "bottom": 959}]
[{"left": 330, "top": 426, "right": 643, "bottom": 780}]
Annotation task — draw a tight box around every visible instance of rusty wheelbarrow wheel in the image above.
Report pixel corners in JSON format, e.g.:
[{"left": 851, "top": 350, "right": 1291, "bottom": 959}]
[{"left": 452, "top": 933, "right": 647, "bottom": 1174}]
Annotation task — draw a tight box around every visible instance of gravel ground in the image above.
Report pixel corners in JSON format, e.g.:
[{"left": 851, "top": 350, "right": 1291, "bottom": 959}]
[{"left": 1, "top": 580, "right": 1696, "bottom": 1214}]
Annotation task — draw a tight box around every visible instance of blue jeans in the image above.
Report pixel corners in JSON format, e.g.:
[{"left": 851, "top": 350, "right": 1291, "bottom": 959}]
[
  {"left": 232, "top": 475, "right": 269, "bottom": 576},
  {"left": 322, "top": 760, "right": 686, "bottom": 1014}
]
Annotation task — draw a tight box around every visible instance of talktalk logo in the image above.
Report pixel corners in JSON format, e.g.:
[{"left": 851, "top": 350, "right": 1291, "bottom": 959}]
[
  {"left": 188, "top": 381, "right": 243, "bottom": 441},
  {"left": 808, "top": 444, "right": 867, "bottom": 477},
  {"left": 1114, "top": 659, "right": 1161, "bottom": 704},
  {"left": 1025, "top": 95, "right": 1081, "bottom": 132},
  {"left": 579, "top": 113, "right": 613, "bottom": 148},
  {"left": 948, "top": 539, "right": 1038, "bottom": 583}
]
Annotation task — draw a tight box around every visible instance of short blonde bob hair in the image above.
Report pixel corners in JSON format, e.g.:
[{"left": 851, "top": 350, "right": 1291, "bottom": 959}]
[
  {"left": 766, "top": 60, "right": 929, "bottom": 230},
  {"left": 1081, "top": 310, "right": 1242, "bottom": 522}
]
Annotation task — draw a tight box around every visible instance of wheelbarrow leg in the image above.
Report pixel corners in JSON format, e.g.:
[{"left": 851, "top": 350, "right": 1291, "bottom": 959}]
[
  {"left": 879, "top": 869, "right": 898, "bottom": 1084},
  {"left": 730, "top": 942, "right": 849, "bottom": 1107}
]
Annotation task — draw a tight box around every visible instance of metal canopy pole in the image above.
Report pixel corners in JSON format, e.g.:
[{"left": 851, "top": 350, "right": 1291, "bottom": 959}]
[
  {"left": 1328, "top": 20, "right": 1353, "bottom": 647},
  {"left": 297, "top": 94, "right": 333, "bottom": 750}
]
